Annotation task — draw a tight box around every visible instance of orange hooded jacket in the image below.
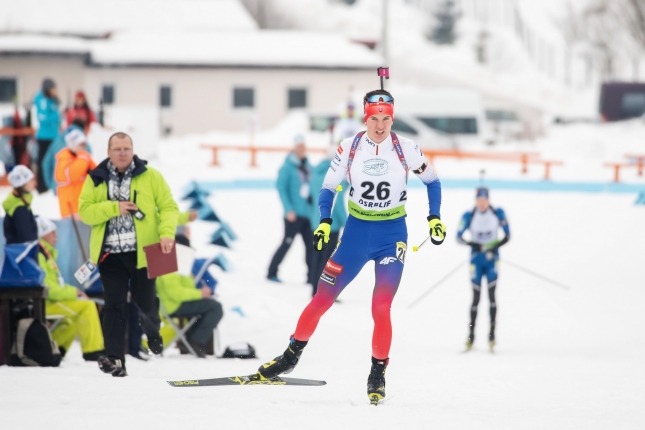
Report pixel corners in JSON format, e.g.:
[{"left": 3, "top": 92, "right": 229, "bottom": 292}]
[{"left": 55, "top": 148, "right": 96, "bottom": 217}]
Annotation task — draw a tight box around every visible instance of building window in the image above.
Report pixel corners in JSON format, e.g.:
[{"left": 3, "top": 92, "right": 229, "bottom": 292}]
[
  {"left": 160, "top": 86, "right": 172, "bottom": 108},
  {"left": 0, "top": 78, "right": 17, "bottom": 103},
  {"left": 102, "top": 85, "right": 115, "bottom": 105},
  {"left": 233, "top": 87, "right": 254, "bottom": 108},
  {"left": 288, "top": 88, "right": 307, "bottom": 109}
]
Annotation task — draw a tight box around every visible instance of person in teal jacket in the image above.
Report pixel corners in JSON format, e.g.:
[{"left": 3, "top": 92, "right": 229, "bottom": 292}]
[
  {"left": 307, "top": 144, "right": 347, "bottom": 295},
  {"left": 33, "top": 78, "right": 61, "bottom": 193},
  {"left": 267, "top": 135, "right": 313, "bottom": 283}
]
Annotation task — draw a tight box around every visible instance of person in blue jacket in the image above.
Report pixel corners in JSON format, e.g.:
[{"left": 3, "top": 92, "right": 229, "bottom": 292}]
[
  {"left": 41, "top": 118, "right": 93, "bottom": 194},
  {"left": 33, "top": 78, "right": 61, "bottom": 193},
  {"left": 456, "top": 187, "right": 510, "bottom": 351},
  {"left": 307, "top": 143, "right": 347, "bottom": 295},
  {"left": 267, "top": 135, "right": 313, "bottom": 283}
]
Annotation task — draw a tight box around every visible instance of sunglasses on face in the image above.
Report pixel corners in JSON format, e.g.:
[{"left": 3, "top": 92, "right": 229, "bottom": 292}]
[{"left": 365, "top": 94, "right": 393, "bottom": 104}]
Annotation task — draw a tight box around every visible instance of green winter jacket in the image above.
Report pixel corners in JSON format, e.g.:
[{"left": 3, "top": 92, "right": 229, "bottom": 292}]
[
  {"left": 79, "top": 156, "right": 179, "bottom": 269},
  {"left": 276, "top": 153, "right": 312, "bottom": 218},
  {"left": 156, "top": 272, "right": 201, "bottom": 315},
  {"left": 177, "top": 211, "right": 191, "bottom": 226},
  {"left": 38, "top": 240, "right": 78, "bottom": 302}
]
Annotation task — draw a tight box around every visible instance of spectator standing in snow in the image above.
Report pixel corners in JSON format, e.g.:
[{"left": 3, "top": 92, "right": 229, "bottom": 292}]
[
  {"left": 79, "top": 132, "right": 179, "bottom": 377},
  {"left": 2, "top": 165, "right": 38, "bottom": 244},
  {"left": 267, "top": 135, "right": 313, "bottom": 283},
  {"left": 65, "top": 91, "right": 96, "bottom": 134},
  {"left": 42, "top": 119, "right": 93, "bottom": 194},
  {"left": 33, "top": 78, "right": 61, "bottom": 193},
  {"left": 308, "top": 143, "right": 347, "bottom": 295},
  {"left": 333, "top": 101, "right": 362, "bottom": 143},
  {"left": 55, "top": 128, "right": 96, "bottom": 218}
]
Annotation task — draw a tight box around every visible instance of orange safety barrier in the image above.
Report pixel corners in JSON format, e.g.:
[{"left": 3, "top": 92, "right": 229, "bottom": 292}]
[
  {"left": 200, "top": 145, "right": 326, "bottom": 167},
  {"left": 421, "top": 149, "right": 562, "bottom": 180},
  {"left": 604, "top": 155, "right": 645, "bottom": 182},
  {"left": 0, "top": 127, "right": 35, "bottom": 136}
]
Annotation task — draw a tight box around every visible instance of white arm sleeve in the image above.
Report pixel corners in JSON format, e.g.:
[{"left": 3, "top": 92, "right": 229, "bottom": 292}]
[
  {"left": 401, "top": 139, "right": 439, "bottom": 184},
  {"left": 321, "top": 137, "right": 352, "bottom": 191}
]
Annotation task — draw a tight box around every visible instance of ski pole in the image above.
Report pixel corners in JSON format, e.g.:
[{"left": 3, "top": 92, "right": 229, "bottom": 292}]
[
  {"left": 500, "top": 259, "right": 571, "bottom": 291},
  {"left": 68, "top": 203, "right": 88, "bottom": 261},
  {"left": 412, "top": 235, "right": 431, "bottom": 252},
  {"left": 408, "top": 258, "right": 469, "bottom": 309}
]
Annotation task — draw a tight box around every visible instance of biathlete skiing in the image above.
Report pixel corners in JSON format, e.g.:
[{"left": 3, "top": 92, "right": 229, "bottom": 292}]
[
  {"left": 254, "top": 68, "right": 446, "bottom": 405},
  {"left": 456, "top": 187, "right": 510, "bottom": 352}
]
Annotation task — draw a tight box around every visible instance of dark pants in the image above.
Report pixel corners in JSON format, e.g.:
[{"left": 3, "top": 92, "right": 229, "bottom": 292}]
[
  {"left": 36, "top": 139, "right": 52, "bottom": 193},
  {"left": 98, "top": 252, "right": 160, "bottom": 363},
  {"left": 267, "top": 216, "right": 313, "bottom": 281},
  {"left": 309, "top": 230, "right": 340, "bottom": 295},
  {"left": 172, "top": 299, "right": 223, "bottom": 346}
]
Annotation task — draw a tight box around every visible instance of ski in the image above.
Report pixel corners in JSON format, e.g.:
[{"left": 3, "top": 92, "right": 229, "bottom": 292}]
[{"left": 167, "top": 374, "right": 326, "bottom": 387}]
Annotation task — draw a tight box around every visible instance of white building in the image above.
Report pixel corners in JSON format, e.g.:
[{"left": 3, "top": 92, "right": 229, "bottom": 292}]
[{"left": 0, "top": 0, "right": 382, "bottom": 136}]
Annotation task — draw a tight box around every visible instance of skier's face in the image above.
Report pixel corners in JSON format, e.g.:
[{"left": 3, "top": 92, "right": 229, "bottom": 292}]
[
  {"left": 476, "top": 197, "right": 490, "bottom": 212},
  {"left": 365, "top": 114, "right": 392, "bottom": 143}
]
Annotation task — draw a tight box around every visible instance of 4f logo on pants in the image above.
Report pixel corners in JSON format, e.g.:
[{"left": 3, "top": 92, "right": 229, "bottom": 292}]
[{"left": 379, "top": 257, "right": 397, "bottom": 265}]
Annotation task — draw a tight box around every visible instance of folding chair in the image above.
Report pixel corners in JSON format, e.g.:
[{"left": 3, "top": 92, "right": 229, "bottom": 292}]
[
  {"left": 159, "top": 303, "right": 201, "bottom": 357},
  {"left": 46, "top": 314, "right": 68, "bottom": 333}
]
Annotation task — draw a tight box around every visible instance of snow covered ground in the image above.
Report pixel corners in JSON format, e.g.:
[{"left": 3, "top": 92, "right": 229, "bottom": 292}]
[{"left": 1, "top": 120, "right": 645, "bottom": 429}]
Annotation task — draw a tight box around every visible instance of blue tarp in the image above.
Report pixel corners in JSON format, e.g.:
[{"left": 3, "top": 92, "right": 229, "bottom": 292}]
[{"left": 0, "top": 241, "right": 45, "bottom": 287}]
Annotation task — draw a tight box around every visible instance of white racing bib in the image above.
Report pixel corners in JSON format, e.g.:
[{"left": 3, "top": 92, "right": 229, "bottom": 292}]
[{"left": 323, "top": 132, "right": 438, "bottom": 221}]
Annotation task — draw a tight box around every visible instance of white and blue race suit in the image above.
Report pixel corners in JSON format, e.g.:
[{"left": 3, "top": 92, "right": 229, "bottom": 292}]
[{"left": 456, "top": 206, "right": 510, "bottom": 290}]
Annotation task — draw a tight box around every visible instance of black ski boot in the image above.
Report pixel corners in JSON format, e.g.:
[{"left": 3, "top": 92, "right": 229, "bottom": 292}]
[
  {"left": 98, "top": 356, "right": 127, "bottom": 377},
  {"left": 257, "top": 337, "right": 308, "bottom": 379},
  {"left": 489, "top": 322, "right": 496, "bottom": 353},
  {"left": 367, "top": 357, "right": 388, "bottom": 405},
  {"left": 466, "top": 324, "right": 475, "bottom": 350}
]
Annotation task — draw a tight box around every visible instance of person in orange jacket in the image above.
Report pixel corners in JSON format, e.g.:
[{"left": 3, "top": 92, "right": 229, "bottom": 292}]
[{"left": 55, "top": 128, "right": 96, "bottom": 217}]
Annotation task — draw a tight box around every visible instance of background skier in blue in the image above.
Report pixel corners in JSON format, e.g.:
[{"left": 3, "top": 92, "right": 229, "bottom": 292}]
[{"left": 457, "top": 187, "right": 510, "bottom": 351}]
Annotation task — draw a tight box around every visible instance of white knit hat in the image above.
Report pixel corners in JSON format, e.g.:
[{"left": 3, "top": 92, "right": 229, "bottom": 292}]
[
  {"left": 8, "top": 165, "right": 35, "bottom": 188},
  {"left": 36, "top": 216, "right": 57, "bottom": 238},
  {"left": 64, "top": 128, "right": 86, "bottom": 151}
]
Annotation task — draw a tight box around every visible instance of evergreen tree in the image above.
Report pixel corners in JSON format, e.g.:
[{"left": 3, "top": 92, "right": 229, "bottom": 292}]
[{"left": 430, "top": 0, "right": 461, "bottom": 45}]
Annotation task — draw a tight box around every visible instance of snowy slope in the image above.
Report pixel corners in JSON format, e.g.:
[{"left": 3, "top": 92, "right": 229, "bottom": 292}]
[{"left": 1, "top": 187, "right": 644, "bottom": 429}]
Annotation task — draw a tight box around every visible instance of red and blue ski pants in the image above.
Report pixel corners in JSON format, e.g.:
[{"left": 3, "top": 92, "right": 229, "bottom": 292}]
[{"left": 293, "top": 216, "right": 407, "bottom": 360}]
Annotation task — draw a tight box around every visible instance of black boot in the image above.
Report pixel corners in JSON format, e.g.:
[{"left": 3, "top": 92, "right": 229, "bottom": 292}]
[
  {"left": 147, "top": 333, "right": 164, "bottom": 355},
  {"left": 489, "top": 322, "right": 496, "bottom": 351},
  {"left": 257, "top": 337, "right": 308, "bottom": 379},
  {"left": 98, "top": 356, "right": 127, "bottom": 377},
  {"left": 367, "top": 357, "right": 388, "bottom": 404},
  {"left": 466, "top": 324, "right": 475, "bottom": 350}
]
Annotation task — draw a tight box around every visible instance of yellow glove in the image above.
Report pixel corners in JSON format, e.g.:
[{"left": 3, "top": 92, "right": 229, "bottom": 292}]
[
  {"left": 428, "top": 216, "right": 446, "bottom": 245},
  {"left": 313, "top": 218, "right": 332, "bottom": 251}
]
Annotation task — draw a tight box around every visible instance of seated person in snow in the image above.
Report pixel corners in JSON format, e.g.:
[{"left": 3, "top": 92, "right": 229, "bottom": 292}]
[
  {"left": 36, "top": 216, "right": 106, "bottom": 360},
  {"left": 156, "top": 234, "right": 223, "bottom": 358}
]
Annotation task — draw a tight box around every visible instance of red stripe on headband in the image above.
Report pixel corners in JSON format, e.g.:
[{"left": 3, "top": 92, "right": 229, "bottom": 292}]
[{"left": 363, "top": 102, "right": 394, "bottom": 122}]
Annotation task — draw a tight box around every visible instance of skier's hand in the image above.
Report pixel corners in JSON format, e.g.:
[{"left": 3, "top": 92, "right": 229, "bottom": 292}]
[
  {"left": 468, "top": 242, "right": 483, "bottom": 253},
  {"left": 313, "top": 218, "right": 332, "bottom": 251},
  {"left": 428, "top": 216, "right": 446, "bottom": 245}
]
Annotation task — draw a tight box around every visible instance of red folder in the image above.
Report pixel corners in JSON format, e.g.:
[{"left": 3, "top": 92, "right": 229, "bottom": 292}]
[{"left": 143, "top": 243, "right": 178, "bottom": 279}]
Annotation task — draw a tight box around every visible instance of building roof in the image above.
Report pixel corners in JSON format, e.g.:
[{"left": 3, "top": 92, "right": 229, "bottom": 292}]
[
  {"left": 0, "top": 34, "right": 88, "bottom": 55},
  {"left": 90, "top": 30, "right": 382, "bottom": 69},
  {"left": 0, "top": 31, "right": 383, "bottom": 70},
  {"left": 0, "top": 0, "right": 258, "bottom": 37}
]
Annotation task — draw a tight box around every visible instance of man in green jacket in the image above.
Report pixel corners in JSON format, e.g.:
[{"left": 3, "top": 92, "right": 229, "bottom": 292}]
[
  {"left": 36, "top": 216, "right": 105, "bottom": 360},
  {"left": 79, "top": 132, "right": 178, "bottom": 377},
  {"left": 267, "top": 135, "right": 313, "bottom": 283}
]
